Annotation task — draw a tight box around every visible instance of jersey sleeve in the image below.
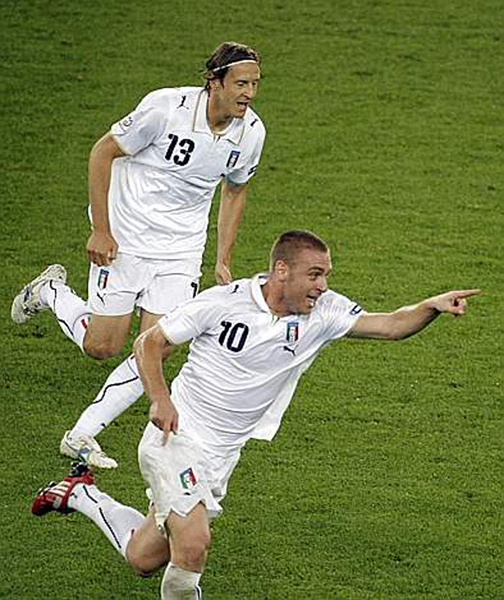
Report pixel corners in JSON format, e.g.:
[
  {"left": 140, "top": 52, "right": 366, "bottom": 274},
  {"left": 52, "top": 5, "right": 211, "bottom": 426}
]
[
  {"left": 158, "top": 287, "right": 224, "bottom": 345},
  {"left": 321, "top": 291, "right": 365, "bottom": 341},
  {"left": 110, "top": 89, "right": 170, "bottom": 156},
  {"left": 226, "top": 119, "right": 266, "bottom": 186}
]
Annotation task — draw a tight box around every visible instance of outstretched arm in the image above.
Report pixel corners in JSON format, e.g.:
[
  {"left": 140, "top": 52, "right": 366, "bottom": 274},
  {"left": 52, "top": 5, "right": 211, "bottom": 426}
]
[
  {"left": 133, "top": 324, "right": 179, "bottom": 442},
  {"left": 215, "top": 181, "right": 247, "bottom": 285},
  {"left": 349, "top": 289, "right": 481, "bottom": 340}
]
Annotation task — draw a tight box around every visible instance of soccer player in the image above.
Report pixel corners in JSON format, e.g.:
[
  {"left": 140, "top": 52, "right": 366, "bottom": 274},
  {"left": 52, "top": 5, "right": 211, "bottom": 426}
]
[
  {"left": 11, "top": 41, "right": 266, "bottom": 468},
  {"left": 32, "top": 230, "right": 480, "bottom": 599}
]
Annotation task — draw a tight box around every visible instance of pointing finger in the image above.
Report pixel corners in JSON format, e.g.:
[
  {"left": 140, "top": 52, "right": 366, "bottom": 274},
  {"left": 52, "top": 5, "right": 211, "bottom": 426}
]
[
  {"left": 162, "top": 428, "right": 169, "bottom": 445},
  {"left": 452, "top": 289, "right": 481, "bottom": 299}
]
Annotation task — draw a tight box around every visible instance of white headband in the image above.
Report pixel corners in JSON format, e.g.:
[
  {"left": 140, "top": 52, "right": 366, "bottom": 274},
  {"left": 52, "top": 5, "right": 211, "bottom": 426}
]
[{"left": 212, "top": 59, "right": 258, "bottom": 73}]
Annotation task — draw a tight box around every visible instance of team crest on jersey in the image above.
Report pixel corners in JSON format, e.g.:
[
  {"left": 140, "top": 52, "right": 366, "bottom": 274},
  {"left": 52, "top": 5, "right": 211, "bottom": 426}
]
[
  {"left": 286, "top": 321, "right": 299, "bottom": 343},
  {"left": 226, "top": 150, "right": 241, "bottom": 168},
  {"left": 179, "top": 467, "right": 197, "bottom": 490},
  {"left": 97, "top": 268, "right": 109, "bottom": 290}
]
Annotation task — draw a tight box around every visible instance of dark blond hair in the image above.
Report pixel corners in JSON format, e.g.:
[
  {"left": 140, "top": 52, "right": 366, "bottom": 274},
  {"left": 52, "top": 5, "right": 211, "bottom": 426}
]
[{"left": 204, "top": 42, "right": 261, "bottom": 90}]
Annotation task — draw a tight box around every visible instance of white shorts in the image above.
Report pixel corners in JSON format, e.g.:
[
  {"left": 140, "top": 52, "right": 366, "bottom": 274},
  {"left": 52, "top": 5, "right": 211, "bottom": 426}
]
[
  {"left": 138, "top": 423, "right": 241, "bottom": 532},
  {"left": 87, "top": 253, "right": 200, "bottom": 316}
]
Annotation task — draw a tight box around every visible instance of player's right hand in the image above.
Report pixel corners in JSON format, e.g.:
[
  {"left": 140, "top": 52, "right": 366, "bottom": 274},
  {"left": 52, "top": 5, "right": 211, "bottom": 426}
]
[
  {"left": 86, "top": 230, "right": 118, "bottom": 266},
  {"left": 150, "top": 398, "right": 179, "bottom": 444}
]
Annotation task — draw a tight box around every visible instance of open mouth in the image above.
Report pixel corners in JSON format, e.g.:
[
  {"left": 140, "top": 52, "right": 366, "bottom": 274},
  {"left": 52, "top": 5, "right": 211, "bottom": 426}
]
[
  {"left": 237, "top": 102, "right": 249, "bottom": 110},
  {"left": 307, "top": 295, "right": 318, "bottom": 308}
]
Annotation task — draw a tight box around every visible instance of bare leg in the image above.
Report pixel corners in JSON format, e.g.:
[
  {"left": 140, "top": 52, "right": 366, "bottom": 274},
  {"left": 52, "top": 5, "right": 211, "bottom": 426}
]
[
  {"left": 166, "top": 503, "right": 210, "bottom": 572},
  {"left": 63, "top": 311, "right": 168, "bottom": 467},
  {"left": 83, "top": 313, "right": 134, "bottom": 359},
  {"left": 68, "top": 310, "right": 167, "bottom": 439},
  {"left": 126, "top": 511, "right": 170, "bottom": 576},
  {"left": 160, "top": 503, "right": 210, "bottom": 598}
]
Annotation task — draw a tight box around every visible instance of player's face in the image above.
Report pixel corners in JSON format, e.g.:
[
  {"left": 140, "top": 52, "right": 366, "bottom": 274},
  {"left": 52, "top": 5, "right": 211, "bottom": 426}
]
[
  {"left": 281, "top": 249, "right": 332, "bottom": 315},
  {"left": 213, "top": 63, "right": 261, "bottom": 119}
]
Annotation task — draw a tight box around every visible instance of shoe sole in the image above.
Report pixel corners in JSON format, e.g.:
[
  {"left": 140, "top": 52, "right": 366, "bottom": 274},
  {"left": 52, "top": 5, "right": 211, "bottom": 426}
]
[{"left": 11, "top": 265, "right": 67, "bottom": 324}]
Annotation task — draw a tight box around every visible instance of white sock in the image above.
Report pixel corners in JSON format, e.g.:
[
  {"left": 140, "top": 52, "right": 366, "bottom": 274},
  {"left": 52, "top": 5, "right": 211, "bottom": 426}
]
[
  {"left": 161, "top": 563, "right": 202, "bottom": 599},
  {"left": 40, "top": 281, "right": 89, "bottom": 351},
  {"left": 70, "top": 355, "right": 144, "bottom": 438},
  {"left": 68, "top": 482, "right": 144, "bottom": 557}
]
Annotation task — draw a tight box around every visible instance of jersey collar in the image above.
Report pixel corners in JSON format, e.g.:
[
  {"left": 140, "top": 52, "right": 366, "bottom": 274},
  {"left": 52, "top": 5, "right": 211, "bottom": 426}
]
[
  {"left": 251, "top": 273, "right": 313, "bottom": 321},
  {"left": 251, "top": 273, "right": 272, "bottom": 313},
  {"left": 192, "top": 89, "right": 245, "bottom": 144}
]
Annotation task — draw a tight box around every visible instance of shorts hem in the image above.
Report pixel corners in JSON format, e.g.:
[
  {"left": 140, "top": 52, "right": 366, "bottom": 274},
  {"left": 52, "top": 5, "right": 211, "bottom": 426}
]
[
  {"left": 154, "top": 500, "right": 222, "bottom": 536},
  {"left": 88, "top": 306, "right": 136, "bottom": 317}
]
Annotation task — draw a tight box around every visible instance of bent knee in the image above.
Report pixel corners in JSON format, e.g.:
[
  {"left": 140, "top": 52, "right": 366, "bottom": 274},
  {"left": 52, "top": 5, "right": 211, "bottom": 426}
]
[
  {"left": 83, "top": 314, "right": 132, "bottom": 359},
  {"left": 130, "top": 564, "right": 157, "bottom": 578},
  {"left": 126, "top": 547, "right": 166, "bottom": 577},
  {"left": 83, "top": 338, "right": 123, "bottom": 360}
]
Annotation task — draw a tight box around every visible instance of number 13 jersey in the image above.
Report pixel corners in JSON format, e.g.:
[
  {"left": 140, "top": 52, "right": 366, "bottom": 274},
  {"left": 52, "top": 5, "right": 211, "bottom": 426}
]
[{"left": 107, "top": 87, "right": 266, "bottom": 261}]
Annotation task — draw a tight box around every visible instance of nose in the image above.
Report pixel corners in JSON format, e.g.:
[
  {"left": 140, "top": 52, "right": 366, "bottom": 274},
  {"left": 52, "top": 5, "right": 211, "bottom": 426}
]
[
  {"left": 244, "top": 83, "right": 257, "bottom": 99},
  {"left": 318, "top": 276, "right": 328, "bottom": 293}
]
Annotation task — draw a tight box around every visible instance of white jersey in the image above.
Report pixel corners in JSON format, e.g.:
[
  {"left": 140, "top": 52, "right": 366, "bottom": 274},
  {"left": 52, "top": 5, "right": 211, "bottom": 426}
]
[
  {"left": 159, "top": 274, "right": 364, "bottom": 455},
  {"left": 106, "top": 86, "right": 266, "bottom": 260}
]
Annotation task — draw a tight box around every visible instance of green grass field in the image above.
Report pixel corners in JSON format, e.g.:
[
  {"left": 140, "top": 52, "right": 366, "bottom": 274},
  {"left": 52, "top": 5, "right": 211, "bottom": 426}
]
[{"left": 1, "top": 1, "right": 502, "bottom": 598}]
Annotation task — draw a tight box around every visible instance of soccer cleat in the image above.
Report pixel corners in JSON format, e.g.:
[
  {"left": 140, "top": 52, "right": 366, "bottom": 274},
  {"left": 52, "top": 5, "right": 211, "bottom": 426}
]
[
  {"left": 31, "top": 462, "right": 94, "bottom": 516},
  {"left": 11, "top": 264, "right": 67, "bottom": 324},
  {"left": 60, "top": 430, "right": 118, "bottom": 469}
]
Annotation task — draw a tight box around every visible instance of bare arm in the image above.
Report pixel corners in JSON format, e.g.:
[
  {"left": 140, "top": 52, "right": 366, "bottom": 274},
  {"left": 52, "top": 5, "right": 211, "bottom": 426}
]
[
  {"left": 87, "top": 133, "right": 126, "bottom": 266},
  {"left": 349, "top": 289, "right": 481, "bottom": 340},
  {"left": 133, "top": 324, "right": 179, "bottom": 442},
  {"left": 215, "top": 181, "right": 247, "bottom": 285}
]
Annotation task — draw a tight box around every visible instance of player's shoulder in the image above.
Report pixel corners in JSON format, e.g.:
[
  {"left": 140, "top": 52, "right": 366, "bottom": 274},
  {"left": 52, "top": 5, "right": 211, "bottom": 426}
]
[
  {"left": 319, "top": 289, "right": 347, "bottom": 305},
  {"left": 223, "top": 278, "right": 254, "bottom": 298},
  {"left": 199, "top": 278, "right": 252, "bottom": 302},
  {"left": 243, "top": 107, "right": 266, "bottom": 138},
  {"left": 138, "top": 86, "right": 202, "bottom": 110},
  {"left": 195, "top": 278, "right": 253, "bottom": 313},
  {"left": 316, "top": 289, "right": 363, "bottom": 317},
  {"left": 186, "top": 278, "right": 253, "bottom": 325},
  {"left": 172, "top": 86, "right": 204, "bottom": 103},
  {"left": 196, "top": 279, "right": 251, "bottom": 301}
]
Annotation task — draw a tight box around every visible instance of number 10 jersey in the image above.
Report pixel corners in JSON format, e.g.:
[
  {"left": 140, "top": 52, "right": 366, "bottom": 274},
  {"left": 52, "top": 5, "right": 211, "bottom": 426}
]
[{"left": 159, "top": 274, "right": 363, "bottom": 455}]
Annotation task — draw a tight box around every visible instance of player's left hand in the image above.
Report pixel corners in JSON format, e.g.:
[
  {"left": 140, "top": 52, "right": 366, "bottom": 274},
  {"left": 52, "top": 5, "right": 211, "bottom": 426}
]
[
  {"left": 430, "top": 289, "right": 481, "bottom": 316},
  {"left": 215, "top": 262, "right": 232, "bottom": 285}
]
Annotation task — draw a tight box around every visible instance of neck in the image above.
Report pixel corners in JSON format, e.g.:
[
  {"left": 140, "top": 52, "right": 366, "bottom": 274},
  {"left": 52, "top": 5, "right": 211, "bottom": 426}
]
[
  {"left": 207, "top": 94, "right": 233, "bottom": 134},
  {"left": 261, "top": 280, "right": 290, "bottom": 318}
]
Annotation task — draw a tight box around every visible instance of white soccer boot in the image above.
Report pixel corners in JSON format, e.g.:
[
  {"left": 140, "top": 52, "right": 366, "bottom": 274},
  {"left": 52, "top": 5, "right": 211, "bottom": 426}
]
[
  {"left": 60, "top": 430, "right": 118, "bottom": 469},
  {"left": 11, "top": 264, "right": 67, "bottom": 324}
]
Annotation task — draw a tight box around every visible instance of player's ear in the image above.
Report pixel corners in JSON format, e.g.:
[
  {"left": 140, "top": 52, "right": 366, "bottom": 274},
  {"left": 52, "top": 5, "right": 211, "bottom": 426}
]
[
  {"left": 274, "top": 260, "right": 289, "bottom": 282},
  {"left": 208, "top": 77, "right": 222, "bottom": 93}
]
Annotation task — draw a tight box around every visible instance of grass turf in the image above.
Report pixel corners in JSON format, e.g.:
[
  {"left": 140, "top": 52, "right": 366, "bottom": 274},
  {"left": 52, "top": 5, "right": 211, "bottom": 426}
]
[{"left": 1, "top": 1, "right": 502, "bottom": 598}]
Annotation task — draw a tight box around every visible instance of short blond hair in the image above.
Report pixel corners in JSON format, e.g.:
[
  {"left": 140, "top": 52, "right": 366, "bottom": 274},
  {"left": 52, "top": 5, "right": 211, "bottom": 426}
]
[{"left": 270, "top": 230, "right": 328, "bottom": 269}]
